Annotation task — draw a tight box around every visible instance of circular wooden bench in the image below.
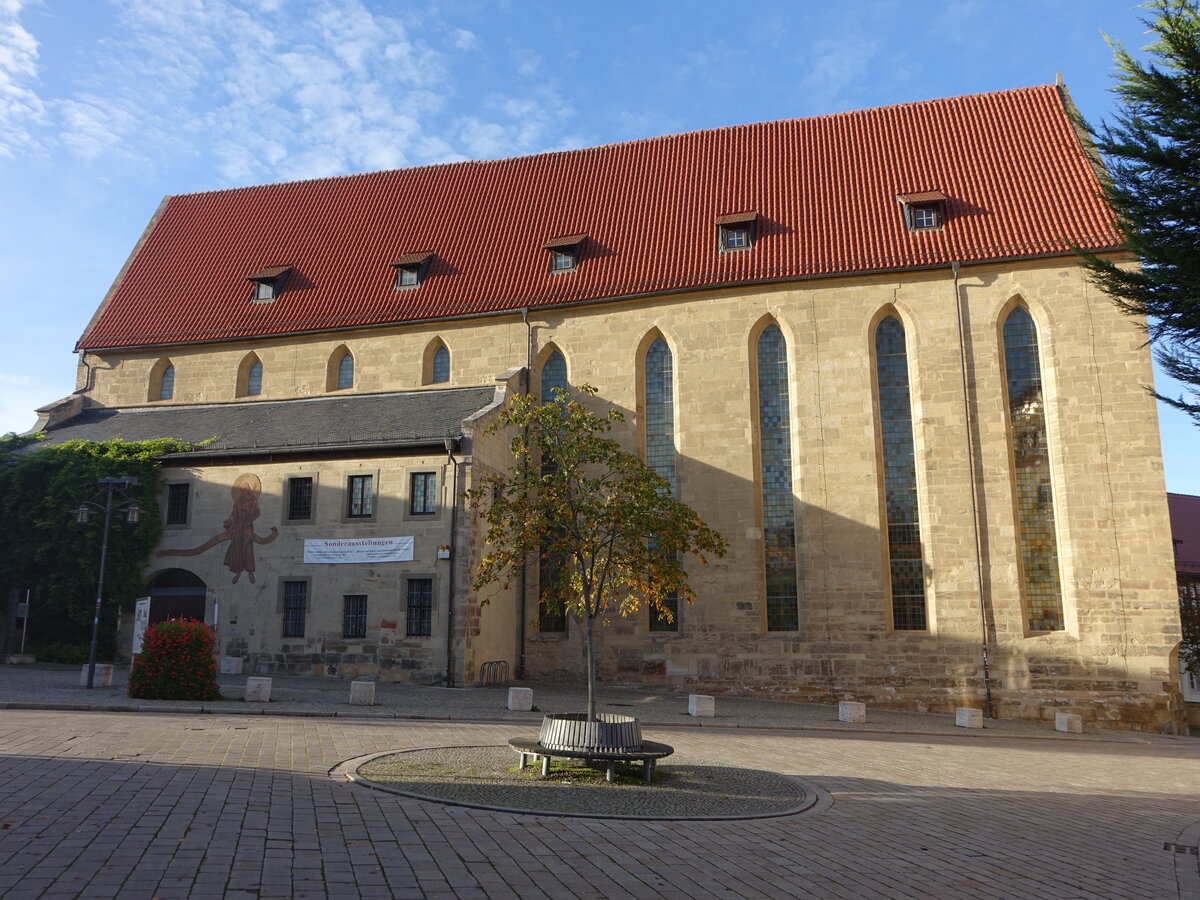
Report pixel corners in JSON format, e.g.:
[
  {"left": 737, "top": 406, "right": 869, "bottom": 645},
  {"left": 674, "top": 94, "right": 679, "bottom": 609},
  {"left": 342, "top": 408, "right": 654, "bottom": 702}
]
[{"left": 508, "top": 738, "right": 674, "bottom": 784}]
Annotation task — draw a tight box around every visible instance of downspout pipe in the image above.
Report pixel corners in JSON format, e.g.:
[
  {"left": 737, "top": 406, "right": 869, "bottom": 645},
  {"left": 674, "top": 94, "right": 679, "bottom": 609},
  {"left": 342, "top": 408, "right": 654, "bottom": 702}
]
[
  {"left": 444, "top": 436, "right": 462, "bottom": 687},
  {"left": 517, "top": 307, "right": 532, "bottom": 679},
  {"left": 952, "top": 261, "right": 995, "bottom": 718}
]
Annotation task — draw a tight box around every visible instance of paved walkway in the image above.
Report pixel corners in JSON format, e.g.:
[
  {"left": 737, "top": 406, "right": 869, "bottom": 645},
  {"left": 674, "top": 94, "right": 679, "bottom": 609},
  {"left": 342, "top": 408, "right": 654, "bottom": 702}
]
[
  {"left": 0, "top": 682, "right": 1198, "bottom": 897},
  {"left": 0, "top": 664, "right": 1178, "bottom": 743}
]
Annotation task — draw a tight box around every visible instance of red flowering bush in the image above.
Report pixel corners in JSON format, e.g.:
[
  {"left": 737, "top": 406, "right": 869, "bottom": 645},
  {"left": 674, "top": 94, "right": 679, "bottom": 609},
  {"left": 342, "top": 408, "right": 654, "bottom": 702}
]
[{"left": 128, "top": 619, "right": 221, "bottom": 701}]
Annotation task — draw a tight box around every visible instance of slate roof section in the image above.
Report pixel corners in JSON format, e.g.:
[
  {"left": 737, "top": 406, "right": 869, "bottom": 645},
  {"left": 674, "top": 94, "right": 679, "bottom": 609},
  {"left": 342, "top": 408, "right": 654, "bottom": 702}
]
[
  {"left": 37, "top": 387, "right": 498, "bottom": 458},
  {"left": 1168, "top": 492, "right": 1200, "bottom": 575},
  {"left": 78, "top": 85, "right": 1120, "bottom": 351}
]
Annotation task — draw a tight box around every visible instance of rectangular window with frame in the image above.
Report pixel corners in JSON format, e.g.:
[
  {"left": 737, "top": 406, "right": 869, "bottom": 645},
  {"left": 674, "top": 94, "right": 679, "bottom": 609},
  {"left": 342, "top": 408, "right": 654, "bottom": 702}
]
[
  {"left": 410, "top": 472, "right": 436, "bottom": 515},
  {"left": 282, "top": 581, "right": 307, "bottom": 638},
  {"left": 343, "top": 594, "right": 367, "bottom": 639},
  {"left": 347, "top": 474, "right": 373, "bottom": 518},
  {"left": 165, "top": 483, "right": 190, "bottom": 526},
  {"left": 406, "top": 578, "right": 433, "bottom": 637},
  {"left": 287, "top": 476, "right": 313, "bottom": 521}
]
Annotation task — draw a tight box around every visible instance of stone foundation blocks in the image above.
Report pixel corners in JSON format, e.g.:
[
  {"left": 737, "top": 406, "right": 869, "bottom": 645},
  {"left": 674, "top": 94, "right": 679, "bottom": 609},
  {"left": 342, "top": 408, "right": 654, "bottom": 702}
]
[
  {"left": 348, "top": 681, "right": 375, "bottom": 706},
  {"left": 1055, "top": 712, "right": 1083, "bottom": 734},
  {"left": 688, "top": 694, "right": 715, "bottom": 717},
  {"left": 80, "top": 664, "right": 113, "bottom": 687},
  {"left": 245, "top": 676, "right": 272, "bottom": 703},
  {"left": 955, "top": 707, "right": 983, "bottom": 729},
  {"left": 838, "top": 701, "right": 866, "bottom": 723},
  {"left": 507, "top": 687, "right": 533, "bottom": 711},
  {"left": 219, "top": 657, "right": 243, "bottom": 675}
]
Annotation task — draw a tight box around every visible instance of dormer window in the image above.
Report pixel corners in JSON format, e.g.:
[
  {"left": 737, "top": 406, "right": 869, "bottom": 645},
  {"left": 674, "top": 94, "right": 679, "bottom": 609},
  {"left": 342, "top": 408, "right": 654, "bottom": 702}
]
[
  {"left": 717, "top": 212, "right": 757, "bottom": 252},
  {"left": 543, "top": 234, "right": 586, "bottom": 273},
  {"left": 246, "top": 266, "right": 292, "bottom": 302},
  {"left": 391, "top": 252, "right": 433, "bottom": 290},
  {"left": 897, "top": 191, "right": 948, "bottom": 232}
]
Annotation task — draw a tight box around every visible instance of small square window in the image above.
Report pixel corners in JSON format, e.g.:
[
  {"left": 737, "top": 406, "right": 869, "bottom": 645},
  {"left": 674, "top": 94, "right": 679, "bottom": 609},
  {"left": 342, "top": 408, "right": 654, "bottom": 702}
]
[
  {"left": 717, "top": 214, "right": 756, "bottom": 252},
  {"left": 347, "top": 474, "right": 373, "bottom": 518},
  {"left": 911, "top": 206, "right": 940, "bottom": 230},
  {"left": 550, "top": 249, "right": 577, "bottom": 271},
  {"left": 246, "top": 266, "right": 291, "bottom": 303},
  {"left": 543, "top": 235, "right": 586, "bottom": 273},
  {"left": 391, "top": 253, "right": 432, "bottom": 290},
  {"left": 410, "top": 472, "right": 436, "bottom": 515}
]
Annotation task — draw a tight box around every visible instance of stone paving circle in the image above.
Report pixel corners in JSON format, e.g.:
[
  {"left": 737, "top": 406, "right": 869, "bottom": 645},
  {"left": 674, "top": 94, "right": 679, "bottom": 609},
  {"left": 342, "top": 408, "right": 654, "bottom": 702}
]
[{"left": 342, "top": 744, "right": 818, "bottom": 820}]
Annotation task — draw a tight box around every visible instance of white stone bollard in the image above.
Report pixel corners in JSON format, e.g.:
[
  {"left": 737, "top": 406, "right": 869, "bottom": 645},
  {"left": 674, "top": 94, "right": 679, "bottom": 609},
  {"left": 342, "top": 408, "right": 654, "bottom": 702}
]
[
  {"left": 838, "top": 701, "right": 866, "bottom": 723},
  {"left": 1055, "top": 712, "right": 1083, "bottom": 734},
  {"left": 80, "top": 664, "right": 113, "bottom": 687},
  {"left": 688, "top": 694, "right": 715, "bottom": 717},
  {"left": 219, "top": 657, "right": 244, "bottom": 675},
  {"left": 245, "top": 676, "right": 272, "bottom": 703},
  {"left": 349, "top": 681, "right": 375, "bottom": 706},
  {"left": 955, "top": 707, "right": 983, "bottom": 729},
  {"left": 507, "top": 687, "right": 533, "bottom": 711}
]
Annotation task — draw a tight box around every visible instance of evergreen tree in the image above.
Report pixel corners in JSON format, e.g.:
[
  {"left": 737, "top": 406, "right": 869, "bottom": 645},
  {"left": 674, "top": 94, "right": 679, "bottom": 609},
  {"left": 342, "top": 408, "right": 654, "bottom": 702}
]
[{"left": 1075, "top": 0, "right": 1200, "bottom": 422}]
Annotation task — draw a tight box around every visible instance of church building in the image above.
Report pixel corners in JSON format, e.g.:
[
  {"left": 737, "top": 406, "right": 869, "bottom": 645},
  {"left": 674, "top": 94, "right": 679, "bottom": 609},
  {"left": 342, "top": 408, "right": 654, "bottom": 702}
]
[{"left": 34, "top": 84, "right": 1185, "bottom": 731}]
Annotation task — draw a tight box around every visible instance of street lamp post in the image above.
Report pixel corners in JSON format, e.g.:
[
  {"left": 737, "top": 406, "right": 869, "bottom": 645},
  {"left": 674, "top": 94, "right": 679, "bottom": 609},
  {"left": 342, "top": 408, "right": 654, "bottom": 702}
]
[{"left": 75, "top": 476, "right": 140, "bottom": 689}]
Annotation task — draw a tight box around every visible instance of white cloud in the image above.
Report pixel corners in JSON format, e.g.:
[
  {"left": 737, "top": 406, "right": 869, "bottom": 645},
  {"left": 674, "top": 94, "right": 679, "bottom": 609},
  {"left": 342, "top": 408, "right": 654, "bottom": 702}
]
[
  {"left": 800, "top": 37, "right": 881, "bottom": 111},
  {"left": 0, "top": 1, "right": 46, "bottom": 157}
]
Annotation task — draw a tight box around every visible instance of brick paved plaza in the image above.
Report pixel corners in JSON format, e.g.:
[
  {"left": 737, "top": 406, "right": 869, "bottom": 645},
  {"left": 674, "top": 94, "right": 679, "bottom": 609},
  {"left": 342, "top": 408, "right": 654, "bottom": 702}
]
[{"left": 1, "top": 710, "right": 1198, "bottom": 899}]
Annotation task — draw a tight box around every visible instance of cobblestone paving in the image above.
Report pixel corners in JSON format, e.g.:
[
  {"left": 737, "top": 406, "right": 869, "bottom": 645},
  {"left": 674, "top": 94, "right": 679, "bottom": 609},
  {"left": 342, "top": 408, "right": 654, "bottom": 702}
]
[{"left": 0, "top": 710, "right": 1197, "bottom": 899}]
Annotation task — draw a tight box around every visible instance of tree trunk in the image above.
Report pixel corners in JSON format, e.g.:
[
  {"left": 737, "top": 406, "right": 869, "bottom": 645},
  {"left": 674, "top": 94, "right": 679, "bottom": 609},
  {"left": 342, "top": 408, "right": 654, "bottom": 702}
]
[{"left": 585, "top": 611, "right": 597, "bottom": 721}]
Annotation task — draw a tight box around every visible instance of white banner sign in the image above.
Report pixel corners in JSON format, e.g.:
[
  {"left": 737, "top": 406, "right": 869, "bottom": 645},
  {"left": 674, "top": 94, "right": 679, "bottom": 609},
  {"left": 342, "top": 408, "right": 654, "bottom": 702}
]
[
  {"left": 304, "top": 536, "right": 414, "bottom": 564},
  {"left": 132, "top": 597, "right": 151, "bottom": 654}
]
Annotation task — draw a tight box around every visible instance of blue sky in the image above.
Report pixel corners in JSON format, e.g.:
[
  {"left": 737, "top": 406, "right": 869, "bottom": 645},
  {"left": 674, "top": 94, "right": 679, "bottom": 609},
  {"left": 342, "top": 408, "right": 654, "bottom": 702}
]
[{"left": 1, "top": 0, "right": 1195, "bottom": 493}]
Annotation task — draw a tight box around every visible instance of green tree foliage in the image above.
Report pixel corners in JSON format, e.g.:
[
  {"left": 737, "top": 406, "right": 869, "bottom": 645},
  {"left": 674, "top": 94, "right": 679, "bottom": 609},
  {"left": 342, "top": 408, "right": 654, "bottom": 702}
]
[
  {"left": 1181, "top": 578, "right": 1200, "bottom": 678},
  {"left": 466, "top": 387, "right": 727, "bottom": 720},
  {"left": 1075, "top": 0, "right": 1200, "bottom": 421},
  {"left": 0, "top": 435, "right": 191, "bottom": 659},
  {"left": 128, "top": 618, "right": 221, "bottom": 700}
]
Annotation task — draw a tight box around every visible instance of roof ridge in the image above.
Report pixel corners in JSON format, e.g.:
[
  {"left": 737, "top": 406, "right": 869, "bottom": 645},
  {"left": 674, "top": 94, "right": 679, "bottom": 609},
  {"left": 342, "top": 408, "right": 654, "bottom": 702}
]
[
  {"left": 167, "top": 84, "right": 1060, "bottom": 201},
  {"left": 78, "top": 385, "right": 495, "bottom": 415}
]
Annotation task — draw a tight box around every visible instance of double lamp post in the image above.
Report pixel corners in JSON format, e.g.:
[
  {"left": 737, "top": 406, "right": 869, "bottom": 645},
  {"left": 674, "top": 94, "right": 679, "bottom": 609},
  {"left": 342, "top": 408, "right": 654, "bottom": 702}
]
[{"left": 75, "top": 476, "right": 140, "bottom": 689}]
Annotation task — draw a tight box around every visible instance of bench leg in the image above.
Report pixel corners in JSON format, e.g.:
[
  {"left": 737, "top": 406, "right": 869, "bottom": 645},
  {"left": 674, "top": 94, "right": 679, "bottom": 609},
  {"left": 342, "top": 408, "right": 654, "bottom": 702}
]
[
  {"left": 606, "top": 762, "right": 615, "bottom": 783},
  {"left": 644, "top": 760, "right": 653, "bottom": 783},
  {"left": 541, "top": 755, "right": 550, "bottom": 777},
  {"left": 518, "top": 752, "right": 530, "bottom": 769}
]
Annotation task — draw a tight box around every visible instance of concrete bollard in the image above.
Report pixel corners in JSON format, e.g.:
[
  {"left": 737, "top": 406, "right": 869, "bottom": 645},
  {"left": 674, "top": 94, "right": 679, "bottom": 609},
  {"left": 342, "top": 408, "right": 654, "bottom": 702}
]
[
  {"left": 955, "top": 707, "right": 983, "bottom": 729},
  {"left": 688, "top": 694, "right": 715, "bottom": 717},
  {"left": 838, "top": 701, "right": 866, "bottom": 723},
  {"left": 245, "top": 676, "right": 272, "bottom": 702},
  {"left": 507, "top": 687, "right": 533, "bottom": 711},
  {"left": 219, "top": 657, "right": 244, "bottom": 675},
  {"left": 80, "top": 664, "right": 113, "bottom": 687},
  {"left": 348, "top": 681, "right": 375, "bottom": 706},
  {"left": 1055, "top": 712, "right": 1083, "bottom": 734}
]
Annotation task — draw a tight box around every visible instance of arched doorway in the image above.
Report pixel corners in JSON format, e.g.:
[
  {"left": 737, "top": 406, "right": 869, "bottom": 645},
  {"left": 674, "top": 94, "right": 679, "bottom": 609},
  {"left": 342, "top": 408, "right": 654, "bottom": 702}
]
[{"left": 144, "top": 568, "right": 207, "bottom": 624}]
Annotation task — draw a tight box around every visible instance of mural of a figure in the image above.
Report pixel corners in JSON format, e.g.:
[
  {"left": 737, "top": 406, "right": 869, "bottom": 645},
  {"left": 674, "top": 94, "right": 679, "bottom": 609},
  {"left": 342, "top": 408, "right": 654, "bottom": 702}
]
[{"left": 157, "top": 474, "right": 279, "bottom": 583}]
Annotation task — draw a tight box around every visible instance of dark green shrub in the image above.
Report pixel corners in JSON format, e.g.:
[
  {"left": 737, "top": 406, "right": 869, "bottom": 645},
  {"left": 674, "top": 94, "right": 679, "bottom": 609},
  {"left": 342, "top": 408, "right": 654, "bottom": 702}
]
[{"left": 128, "top": 619, "right": 220, "bottom": 701}]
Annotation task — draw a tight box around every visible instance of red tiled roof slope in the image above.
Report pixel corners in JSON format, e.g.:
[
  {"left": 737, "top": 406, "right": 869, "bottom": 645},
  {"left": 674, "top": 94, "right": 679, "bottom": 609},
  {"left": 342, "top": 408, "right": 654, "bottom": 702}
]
[
  {"left": 78, "top": 85, "right": 1120, "bottom": 350},
  {"left": 1168, "top": 492, "right": 1200, "bottom": 575}
]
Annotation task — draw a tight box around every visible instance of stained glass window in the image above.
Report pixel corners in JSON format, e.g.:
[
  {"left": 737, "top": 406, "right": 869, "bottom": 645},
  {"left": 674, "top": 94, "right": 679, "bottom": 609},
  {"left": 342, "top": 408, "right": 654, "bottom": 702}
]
[
  {"left": 432, "top": 345, "right": 450, "bottom": 384},
  {"left": 538, "top": 349, "right": 568, "bottom": 632},
  {"left": 645, "top": 337, "right": 678, "bottom": 631},
  {"left": 337, "top": 352, "right": 353, "bottom": 390},
  {"left": 1003, "top": 307, "right": 1064, "bottom": 632},
  {"left": 158, "top": 363, "right": 174, "bottom": 400},
  {"left": 875, "top": 316, "right": 927, "bottom": 630},
  {"left": 246, "top": 360, "right": 262, "bottom": 396},
  {"left": 757, "top": 324, "right": 798, "bottom": 631}
]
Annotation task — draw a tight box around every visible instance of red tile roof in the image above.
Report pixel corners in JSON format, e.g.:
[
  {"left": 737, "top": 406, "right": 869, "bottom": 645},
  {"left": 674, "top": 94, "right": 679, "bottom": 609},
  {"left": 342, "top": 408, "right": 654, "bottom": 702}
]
[
  {"left": 1168, "top": 492, "right": 1200, "bottom": 575},
  {"left": 78, "top": 85, "right": 1120, "bottom": 351}
]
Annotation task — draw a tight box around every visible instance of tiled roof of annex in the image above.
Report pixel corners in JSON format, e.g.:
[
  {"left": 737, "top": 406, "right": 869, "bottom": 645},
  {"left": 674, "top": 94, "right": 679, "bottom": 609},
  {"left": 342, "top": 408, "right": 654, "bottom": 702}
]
[
  {"left": 1168, "top": 492, "right": 1200, "bottom": 575},
  {"left": 78, "top": 84, "right": 1120, "bottom": 351}
]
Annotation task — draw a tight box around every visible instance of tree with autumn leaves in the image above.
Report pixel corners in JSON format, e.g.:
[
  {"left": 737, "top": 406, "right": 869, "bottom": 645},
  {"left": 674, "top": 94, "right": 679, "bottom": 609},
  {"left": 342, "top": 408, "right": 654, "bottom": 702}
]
[{"left": 467, "top": 387, "right": 727, "bottom": 721}]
